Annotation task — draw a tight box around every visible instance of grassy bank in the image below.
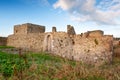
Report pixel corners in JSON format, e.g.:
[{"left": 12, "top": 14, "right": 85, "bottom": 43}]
[{"left": 0, "top": 47, "right": 120, "bottom": 80}]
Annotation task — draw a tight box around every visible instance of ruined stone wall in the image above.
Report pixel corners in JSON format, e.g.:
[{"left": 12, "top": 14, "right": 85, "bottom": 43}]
[
  {"left": 7, "top": 33, "right": 45, "bottom": 52},
  {"left": 43, "top": 32, "right": 113, "bottom": 65},
  {"left": 72, "top": 35, "right": 113, "bottom": 65},
  {"left": 67, "top": 25, "right": 76, "bottom": 35},
  {"left": 47, "top": 32, "right": 73, "bottom": 58},
  {"left": 0, "top": 37, "right": 7, "bottom": 46},
  {"left": 14, "top": 23, "right": 45, "bottom": 35},
  {"left": 7, "top": 23, "right": 114, "bottom": 65}
]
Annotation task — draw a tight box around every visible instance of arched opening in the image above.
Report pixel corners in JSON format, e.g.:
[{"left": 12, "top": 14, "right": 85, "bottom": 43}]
[{"left": 46, "top": 35, "right": 52, "bottom": 51}]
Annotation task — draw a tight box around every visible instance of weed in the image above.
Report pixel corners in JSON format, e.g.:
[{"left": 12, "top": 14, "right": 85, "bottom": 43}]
[{"left": 94, "top": 39, "right": 99, "bottom": 45}]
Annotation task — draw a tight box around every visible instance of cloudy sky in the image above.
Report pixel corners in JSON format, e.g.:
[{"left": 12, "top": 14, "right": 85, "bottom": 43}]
[{"left": 0, "top": 0, "right": 120, "bottom": 37}]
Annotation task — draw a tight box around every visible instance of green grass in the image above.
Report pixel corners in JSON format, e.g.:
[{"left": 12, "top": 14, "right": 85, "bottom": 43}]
[
  {"left": 0, "top": 46, "right": 14, "bottom": 49},
  {"left": 0, "top": 50, "right": 120, "bottom": 80}
]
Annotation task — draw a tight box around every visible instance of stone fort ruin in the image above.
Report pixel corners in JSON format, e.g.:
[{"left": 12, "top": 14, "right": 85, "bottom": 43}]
[{"left": 1, "top": 23, "right": 113, "bottom": 65}]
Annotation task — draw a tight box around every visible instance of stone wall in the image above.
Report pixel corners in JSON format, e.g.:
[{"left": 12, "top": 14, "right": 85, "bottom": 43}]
[
  {"left": 14, "top": 24, "right": 27, "bottom": 35},
  {"left": 14, "top": 23, "right": 45, "bottom": 35},
  {"left": 7, "top": 23, "right": 114, "bottom": 65},
  {"left": 44, "top": 32, "right": 73, "bottom": 58},
  {"left": 7, "top": 33, "right": 45, "bottom": 52},
  {"left": 0, "top": 37, "right": 7, "bottom": 46},
  {"left": 73, "top": 35, "right": 113, "bottom": 65},
  {"left": 43, "top": 32, "right": 113, "bottom": 65}
]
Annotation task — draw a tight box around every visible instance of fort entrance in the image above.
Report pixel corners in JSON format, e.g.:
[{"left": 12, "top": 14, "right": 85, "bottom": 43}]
[{"left": 43, "top": 34, "right": 53, "bottom": 52}]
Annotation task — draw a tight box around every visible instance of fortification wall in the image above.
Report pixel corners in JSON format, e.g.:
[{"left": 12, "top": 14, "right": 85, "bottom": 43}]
[
  {"left": 7, "top": 33, "right": 45, "bottom": 52},
  {"left": 0, "top": 37, "right": 7, "bottom": 46},
  {"left": 72, "top": 35, "right": 113, "bottom": 65},
  {"left": 45, "top": 32, "right": 73, "bottom": 58},
  {"left": 7, "top": 23, "right": 114, "bottom": 65},
  {"left": 44, "top": 32, "right": 113, "bottom": 65}
]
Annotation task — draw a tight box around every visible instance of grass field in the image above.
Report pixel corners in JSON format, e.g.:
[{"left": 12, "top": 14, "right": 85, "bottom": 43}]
[{"left": 0, "top": 46, "right": 120, "bottom": 80}]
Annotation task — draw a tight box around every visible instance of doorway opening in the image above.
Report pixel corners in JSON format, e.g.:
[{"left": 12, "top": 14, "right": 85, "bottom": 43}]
[{"left": 46, "top": 35, "right": 52, "bottom": 51}]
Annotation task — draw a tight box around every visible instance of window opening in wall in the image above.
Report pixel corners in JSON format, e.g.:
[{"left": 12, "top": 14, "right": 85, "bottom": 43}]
[
  {"left": 72, "top": 40, "right": 75, "bottom": 45},
  {"left": 16, "top": 30, "right": 18, "bottom": 33}
]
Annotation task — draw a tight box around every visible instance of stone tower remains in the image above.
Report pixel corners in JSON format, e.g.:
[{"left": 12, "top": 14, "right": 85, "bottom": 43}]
[
  {"left": 67, "top": 25, "right": 76, "bottom": 35},
  {"left": 52, "top": 27, "right": 57, "bottom": 32},
  {"left": 14, "top": 23, "right": 45, "bottom": 35}
]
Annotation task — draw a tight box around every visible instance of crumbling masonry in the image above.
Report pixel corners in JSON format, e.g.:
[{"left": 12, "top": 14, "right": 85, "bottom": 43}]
[{"left": 1, "top": 23, "right": 114, "bottom": 65}]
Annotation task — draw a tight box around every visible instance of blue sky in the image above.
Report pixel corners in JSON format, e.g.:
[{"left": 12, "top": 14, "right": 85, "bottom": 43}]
[{"left": 0, "top": 0, "right": 120, "bottom": 37}]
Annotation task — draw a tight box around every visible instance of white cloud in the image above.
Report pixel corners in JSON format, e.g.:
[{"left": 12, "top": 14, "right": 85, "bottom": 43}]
[{"left": 53, "top": 0, "right": 120, "bottom": 25}]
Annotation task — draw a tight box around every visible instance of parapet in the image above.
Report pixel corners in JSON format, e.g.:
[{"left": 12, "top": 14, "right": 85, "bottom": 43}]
[{"left": 14, "top": 23, "right": 45, "bottom": 35}]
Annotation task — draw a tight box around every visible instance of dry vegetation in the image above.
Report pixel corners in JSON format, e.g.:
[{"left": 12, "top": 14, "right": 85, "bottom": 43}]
[{"left": 0, "top": 46, "right": 120, "bottom": 80}]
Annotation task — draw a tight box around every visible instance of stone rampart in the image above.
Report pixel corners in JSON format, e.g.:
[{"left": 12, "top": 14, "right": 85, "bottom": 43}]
[
  {"left": 7, "top": 23, "right": 114, "bottom": 65},
  {"left": 7, "top": 33, "right": 45, "bottom": 52},
  {"left": 45, "top": 33, "right": 113, "bottom": 65}
]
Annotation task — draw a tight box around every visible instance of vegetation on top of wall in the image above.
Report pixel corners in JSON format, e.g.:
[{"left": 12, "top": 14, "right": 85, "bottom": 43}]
[
  {"left": 94, "top": 39, "right": 99, "bottom": 45},
  {"left": 0, "top": 50, "right": 120, "bottom": 80}
]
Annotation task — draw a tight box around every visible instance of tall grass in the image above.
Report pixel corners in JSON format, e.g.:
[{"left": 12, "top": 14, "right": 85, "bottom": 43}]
[{"left": 0, "top": 49, "right": 120, "bottom": 80}]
